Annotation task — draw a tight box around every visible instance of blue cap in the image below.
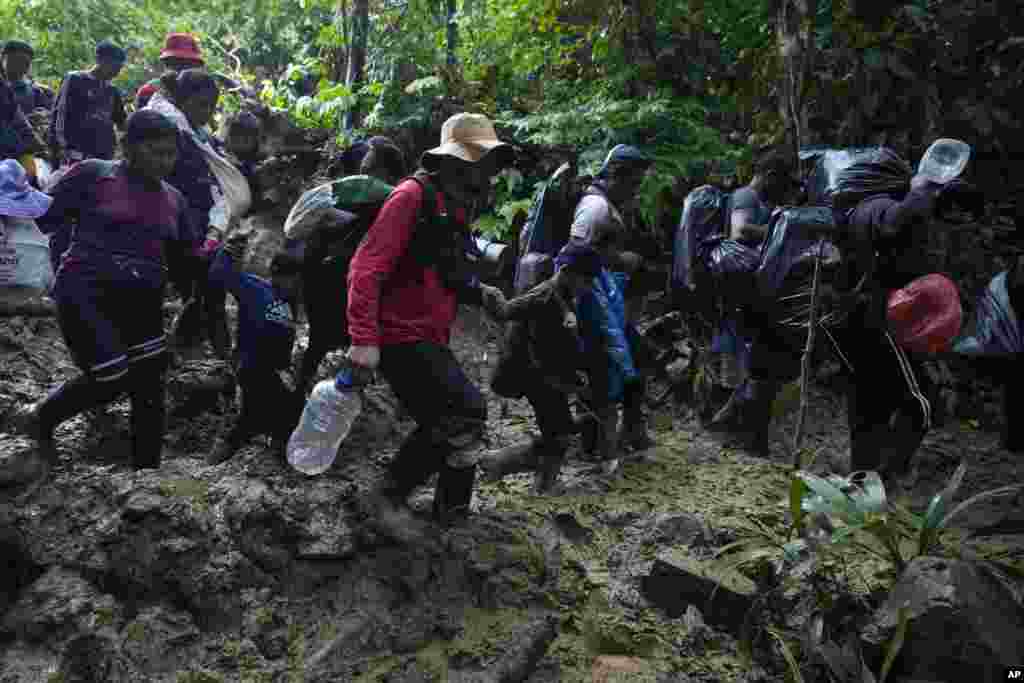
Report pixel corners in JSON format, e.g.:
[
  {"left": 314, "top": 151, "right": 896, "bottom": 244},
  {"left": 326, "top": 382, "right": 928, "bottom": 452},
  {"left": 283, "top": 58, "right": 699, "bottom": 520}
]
[
  {"left": 597, "top": 144, "right": 652, "bottom": 178},
  {"left": 96, "top": 40, "right": 127, "bottom": 64}
]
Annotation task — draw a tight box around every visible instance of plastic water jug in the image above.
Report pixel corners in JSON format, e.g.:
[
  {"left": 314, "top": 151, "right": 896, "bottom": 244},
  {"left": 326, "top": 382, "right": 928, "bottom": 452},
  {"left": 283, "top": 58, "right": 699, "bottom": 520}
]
[
  {"left": 917, "top": 138, "right": 971, "bottom": 185},
  {"left": 287, "top": 368, "right": 364, "bottom": 475}
]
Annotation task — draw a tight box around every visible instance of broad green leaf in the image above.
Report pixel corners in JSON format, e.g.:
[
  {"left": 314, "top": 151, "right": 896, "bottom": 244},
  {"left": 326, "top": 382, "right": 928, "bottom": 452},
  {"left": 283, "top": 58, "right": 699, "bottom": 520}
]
[{"left": 797, "top": 471, "right": 865, "bottom": 525}]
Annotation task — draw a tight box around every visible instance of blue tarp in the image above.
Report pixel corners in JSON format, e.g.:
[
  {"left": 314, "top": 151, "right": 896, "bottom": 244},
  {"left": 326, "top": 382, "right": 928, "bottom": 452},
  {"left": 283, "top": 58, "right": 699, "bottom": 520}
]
[
  {"left": 578, "top": 269, "right": 638, "bottom": 402},
  {"left": 954, "top": 271, "right": 1023, "bottom": 357}
]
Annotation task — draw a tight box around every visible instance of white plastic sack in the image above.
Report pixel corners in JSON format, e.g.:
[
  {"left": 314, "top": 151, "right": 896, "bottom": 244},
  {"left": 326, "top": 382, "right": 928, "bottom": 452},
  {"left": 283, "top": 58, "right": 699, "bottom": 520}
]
[
  {"left": 284, "top": 182, "right": 337, "bottom": 241},
  {"left": 0, "top": 217, "right": 54, "bottom": 304}
]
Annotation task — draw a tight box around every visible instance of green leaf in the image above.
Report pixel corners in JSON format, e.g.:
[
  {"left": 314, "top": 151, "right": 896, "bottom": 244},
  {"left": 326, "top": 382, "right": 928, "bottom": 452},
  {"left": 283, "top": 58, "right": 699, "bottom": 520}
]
[
  {"left": 797, "top": 471, "right": 865, "bottom": 525},
  {"left": 766, "top": 627, "right": 805, "bottom": 683},
  {"left": 878, "top": 605, "right": 909, "bottom": 683},
  {"left": 938, "top": 485, "right": 1023, "bottom": 531},
  {"left": 863, "top": 47, "right": 885, "bottom": 69}
]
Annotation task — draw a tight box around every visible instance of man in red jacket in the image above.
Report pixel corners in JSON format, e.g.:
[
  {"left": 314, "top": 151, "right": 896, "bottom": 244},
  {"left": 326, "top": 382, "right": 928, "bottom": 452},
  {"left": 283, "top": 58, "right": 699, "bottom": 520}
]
[{"left": 346, "top": 113, "right": 511, "bottom": 536}]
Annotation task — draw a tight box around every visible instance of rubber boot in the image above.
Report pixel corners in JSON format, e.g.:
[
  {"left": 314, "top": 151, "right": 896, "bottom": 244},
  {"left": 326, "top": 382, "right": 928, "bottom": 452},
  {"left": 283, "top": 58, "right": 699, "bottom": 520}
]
[
  {"left": 533, "top": 437, "right": 568, "bottom": 494},
  {"left": 2, "top": 402, "right": 58, "bottom": 486},
  {"left": 481, "top": 441, "right": 538, "bottom": 482},
  {"left": 433, "top": 463, "right": 476, "bottom": 526},
  {"left": 595, "top": 406, "right": 621, "bottom": 475},
  {"left": 621, "top": 379, "right": 655, "bottom": 452},
  {"left": 129, "top": 357, "right": 167, "bottom": 470},
  {"left": 738, "top": 379, "right": 780, "bottom": 458}
]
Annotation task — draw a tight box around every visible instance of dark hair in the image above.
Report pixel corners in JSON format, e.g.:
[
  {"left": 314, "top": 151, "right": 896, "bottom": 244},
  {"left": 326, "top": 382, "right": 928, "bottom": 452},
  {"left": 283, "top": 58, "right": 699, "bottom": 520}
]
[
  {"left": 360, "top": 141, "right": 407, "bottom": 182},
  {"left": 122, "top": 110, "right": 178, "bottom": 146},
  {"left": 2, "top": 40, "right": 34, "bottom": 58},
  {"left": 753, "top": 149, "right": 795, "bottom": 178},
  {"left": 160, "top": 68, "right": 218, "bottom": 102}
]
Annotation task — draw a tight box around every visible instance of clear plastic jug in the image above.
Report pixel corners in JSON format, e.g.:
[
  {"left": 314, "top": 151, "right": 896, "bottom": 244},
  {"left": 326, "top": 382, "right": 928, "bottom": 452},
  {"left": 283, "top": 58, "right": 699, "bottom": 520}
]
[
  {"left": 917, "top": 138, "right": 971, "bottom": 185},
  {"left": 286, "top": 368, "right": 364, "bottom": 476}
]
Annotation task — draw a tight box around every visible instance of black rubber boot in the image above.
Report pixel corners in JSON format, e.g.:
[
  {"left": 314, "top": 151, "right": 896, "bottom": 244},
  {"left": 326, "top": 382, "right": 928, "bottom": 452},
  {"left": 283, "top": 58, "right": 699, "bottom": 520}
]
[
  {"left": 433, "top": 464, "right": 476, "bottom": 526},
  {"left": 481, "top": 441, "right": 538, "bottom": 482},
  {"left": 737, "top": 379, "right": 780, "bottom": 458},
  {"left": 622, "top": 379, "right": 655, "bottom": 451},
  {"left": 533, "top": 437, "right": 568, "bottom": 494},
  {"left": 128, "top": 356, "right": 168, "bottom": 470}
]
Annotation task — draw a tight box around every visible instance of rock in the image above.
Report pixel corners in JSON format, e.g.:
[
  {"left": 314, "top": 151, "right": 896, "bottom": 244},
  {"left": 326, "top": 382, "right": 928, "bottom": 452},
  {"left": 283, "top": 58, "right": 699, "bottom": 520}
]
[
  {"left": 861, "top": 557, "right": 1024, "bottom": 681},
  {"left": 120, "top": 605, "right": 202, "bottom": 673},
  {"left": 591, "top": 655, "right": 654, "bottom": 683},
  {"left": 640, "top": 547, "right": 756, "bottom": 631},
  {"left": 57, "top": 633, "right": 125, "bottom": 683},
  {"left": 552, "top": 512, "right": 594, "bottom": 545},
  {"left": 1, "top": 567, "right": 122, "bottom": 642}
]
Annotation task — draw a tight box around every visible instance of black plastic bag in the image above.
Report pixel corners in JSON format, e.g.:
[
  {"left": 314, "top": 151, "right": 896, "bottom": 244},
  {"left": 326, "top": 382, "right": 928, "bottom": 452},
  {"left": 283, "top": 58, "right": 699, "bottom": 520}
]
[
  {"left": 806, "top": 147, "right": 911, "bottom": 209},
  {"left": 757, "top": 207, "right": 845, "bottom": 329},
  {"left": 670, "top": 185, "right": 730, "bottom": 292}
]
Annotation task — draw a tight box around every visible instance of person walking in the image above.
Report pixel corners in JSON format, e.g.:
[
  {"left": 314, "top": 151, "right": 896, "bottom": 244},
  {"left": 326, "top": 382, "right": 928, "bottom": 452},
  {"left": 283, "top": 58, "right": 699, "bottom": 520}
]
[
  {"left": 5, "top": 110, "right": 199, "bottom": 487},
  {"left": 346, "top": 113, "right": 511, "bottom": 535}
]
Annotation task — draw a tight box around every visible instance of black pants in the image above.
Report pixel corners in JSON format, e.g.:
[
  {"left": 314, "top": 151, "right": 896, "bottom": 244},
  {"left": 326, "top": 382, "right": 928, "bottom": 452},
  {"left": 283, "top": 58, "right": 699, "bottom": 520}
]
[
  {"left": 224, "top": 366, "right": 304, "bottom": 448},
  {"left": 297, "top": 259, "right": 351, "bottom": 394},
  {"left": 833, "top": 317, "right": 933, "bottom": 474},
  {"left": 379, "top": 342, "right": 487, "bottom": 505},
  {"left": 36, "top": 354, "right": 168, "bottom": 469},
  {"left": 173, "top": 258, "right": 229, "bottom": 357}
]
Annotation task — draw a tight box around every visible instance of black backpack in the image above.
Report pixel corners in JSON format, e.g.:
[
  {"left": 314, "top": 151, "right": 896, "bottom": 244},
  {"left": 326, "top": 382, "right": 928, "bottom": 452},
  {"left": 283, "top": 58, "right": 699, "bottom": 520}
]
[{"left": 296, "top": 173, "right": 468, "bottom": 347}]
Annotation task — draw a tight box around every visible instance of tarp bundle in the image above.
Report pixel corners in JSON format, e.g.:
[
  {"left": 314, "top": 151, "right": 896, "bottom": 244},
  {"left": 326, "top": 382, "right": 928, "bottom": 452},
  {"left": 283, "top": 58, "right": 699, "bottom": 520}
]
[
  {"left": 954, "top": 272, "right": 1023, "bottom": 357},
  {"left": 756, "top": 207, "right": 845, "bottom": 329},
  {"left": 806, "top": 147, "right": 912, "bottom": 209},
  {"left": 577, "top": 270, "right": 638, "bottom": 402},
  {"left": 670, "top": 185, "right": 731, "bottom": 293},
  {"left": 283, "top": 175, "right": 393, "bottom": 241}
]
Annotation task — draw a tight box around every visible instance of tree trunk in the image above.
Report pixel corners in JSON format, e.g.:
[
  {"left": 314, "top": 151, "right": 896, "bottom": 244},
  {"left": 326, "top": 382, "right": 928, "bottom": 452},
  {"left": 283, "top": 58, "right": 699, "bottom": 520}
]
[
  {"left": 343, "top": 0, "right": 370, "bottom": 129},
  {"left": 774, "top": 0, "right": 818, "bottom": 165},
  {"left": 446, "top": 0, "right": 458, "bottom": 66}
]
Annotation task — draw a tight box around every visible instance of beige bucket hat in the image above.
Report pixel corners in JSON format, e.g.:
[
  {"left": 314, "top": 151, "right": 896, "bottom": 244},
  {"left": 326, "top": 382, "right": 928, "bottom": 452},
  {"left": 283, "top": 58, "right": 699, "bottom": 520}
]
[{"left": 421, "top": 113, "right": 513, "bottom": 167}]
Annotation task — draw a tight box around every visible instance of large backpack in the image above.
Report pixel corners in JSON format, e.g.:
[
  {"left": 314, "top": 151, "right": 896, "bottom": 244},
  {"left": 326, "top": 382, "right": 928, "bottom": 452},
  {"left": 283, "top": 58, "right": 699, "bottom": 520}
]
[{"left": 513, "top": 162, "right": 599, "bottom": 294}]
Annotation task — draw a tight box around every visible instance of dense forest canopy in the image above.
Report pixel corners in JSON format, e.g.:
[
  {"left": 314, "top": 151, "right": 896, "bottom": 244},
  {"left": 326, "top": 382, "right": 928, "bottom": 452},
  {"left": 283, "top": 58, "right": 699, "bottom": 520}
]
[{"left": 4, "top": 0, "right": 1021, "bottom": 236}]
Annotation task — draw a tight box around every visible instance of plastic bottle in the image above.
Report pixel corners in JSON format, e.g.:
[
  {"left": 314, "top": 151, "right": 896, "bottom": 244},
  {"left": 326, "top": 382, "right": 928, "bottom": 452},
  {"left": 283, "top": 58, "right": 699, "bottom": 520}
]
[{"left": 287, "top": 368, "right": 364, "bottom": 476}]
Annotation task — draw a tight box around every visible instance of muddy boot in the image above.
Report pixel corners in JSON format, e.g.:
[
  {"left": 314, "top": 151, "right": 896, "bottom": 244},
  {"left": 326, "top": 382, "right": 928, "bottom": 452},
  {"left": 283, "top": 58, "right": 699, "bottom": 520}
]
[
  {"left": 481, "top": 441, "right": 538, "bottom": 483},
  {"left": 735, "top": 379, "right": 779, "bottom": 458},
  {"left": 533, "top": 437, "right": 568, "bottom": 495},
  {"left": 433, "top": 463, "right": 476, "bottom": 527},
  {"left": 622, "top": 379, "right": 654, "bottom": 452},
  {"left": 2, "top": 403, "right": 58, "bottom": 488},
  {"left": 595, "top": 407, "right": 621, "bottom": 475}
]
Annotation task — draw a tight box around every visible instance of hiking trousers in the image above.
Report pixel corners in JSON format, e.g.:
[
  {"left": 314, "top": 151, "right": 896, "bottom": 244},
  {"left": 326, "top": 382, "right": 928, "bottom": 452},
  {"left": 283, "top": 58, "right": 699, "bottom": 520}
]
[
  {"left": 224, "top": 365, "right": 304, "bottom": 449},
  {"left": 832, "top": 317, "right": 933, "bottom": 475},
  {"left": 173, "top": 256, "right": 229, "bottom": 358},
  {"left": 379, "top": 342, "right": 488, "bottom": 519},
  {"left": 39, "top": 271, "right": 170, "bottom": 468}
]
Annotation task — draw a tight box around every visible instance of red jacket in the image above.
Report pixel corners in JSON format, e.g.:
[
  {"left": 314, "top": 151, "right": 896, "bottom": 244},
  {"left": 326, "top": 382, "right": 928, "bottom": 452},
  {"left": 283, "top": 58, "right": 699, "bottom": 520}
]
[{"left": 347, "top": 178, "right": 463, "bottom": 347}]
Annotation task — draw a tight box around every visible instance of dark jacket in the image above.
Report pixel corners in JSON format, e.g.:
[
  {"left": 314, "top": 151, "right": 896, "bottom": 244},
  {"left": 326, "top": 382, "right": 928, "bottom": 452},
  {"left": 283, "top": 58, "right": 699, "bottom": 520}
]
[
  {"left": 50, "top": 70, "right": 126, "bottom": 160},
  {"left": 208, "top": 248, "right": 297, "bottom": 373},
  {"left": 0, "top": 79, "right": 36, "bottom": 158},
  {"left": 491, "top": 276, "right": 583, "bottom": 398},
  {"left": 165, "top": 129, "right": 224, "bottom": 250},
  {"left": 9, "top": 78, "right": 53, "bottom": 114},
  {"left": 841, "top": 186, "right": 938, "bottom": 328}
]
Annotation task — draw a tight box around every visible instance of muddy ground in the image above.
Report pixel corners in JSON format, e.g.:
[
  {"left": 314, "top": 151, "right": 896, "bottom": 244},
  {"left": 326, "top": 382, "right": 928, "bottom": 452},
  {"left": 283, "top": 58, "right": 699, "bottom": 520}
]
[{"left": 1, "top": 295, "right": 1022, "bottom": 682}]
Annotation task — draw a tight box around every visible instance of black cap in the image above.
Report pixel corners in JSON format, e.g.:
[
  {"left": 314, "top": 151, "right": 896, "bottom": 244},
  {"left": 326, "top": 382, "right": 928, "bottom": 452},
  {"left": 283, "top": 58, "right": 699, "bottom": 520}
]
[
  {"left": 122, "top": 110, "right": 178, "bottom": 146},
  {"left": 96, "top": 40, "right": 127, "bottom": 64},
  {"left": 2, "top": 40, "right": 34, "bottom": 58}
]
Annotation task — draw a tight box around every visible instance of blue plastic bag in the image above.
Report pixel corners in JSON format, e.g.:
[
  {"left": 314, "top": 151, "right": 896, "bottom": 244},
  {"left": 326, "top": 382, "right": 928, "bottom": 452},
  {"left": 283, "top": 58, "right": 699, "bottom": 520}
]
[
  {"left": 954, "top": 272, "right": 1022, "bottom": 357},
  {"left": 577, "top": 269, "right": 638, "bottom": 402}
]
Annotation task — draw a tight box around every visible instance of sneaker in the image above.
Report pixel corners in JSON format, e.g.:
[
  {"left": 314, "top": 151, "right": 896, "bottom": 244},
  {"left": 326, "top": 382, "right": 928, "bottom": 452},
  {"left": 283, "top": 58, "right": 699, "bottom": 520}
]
[{"left": 205, "top": 437, "right": 236, "bottom": 466}]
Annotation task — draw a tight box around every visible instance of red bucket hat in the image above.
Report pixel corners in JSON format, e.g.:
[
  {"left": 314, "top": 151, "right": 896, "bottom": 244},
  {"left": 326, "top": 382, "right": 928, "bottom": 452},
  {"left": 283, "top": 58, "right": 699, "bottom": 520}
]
[{"left": 159, "top": 33, "right": 204, "bottom": 64}]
